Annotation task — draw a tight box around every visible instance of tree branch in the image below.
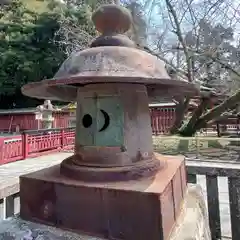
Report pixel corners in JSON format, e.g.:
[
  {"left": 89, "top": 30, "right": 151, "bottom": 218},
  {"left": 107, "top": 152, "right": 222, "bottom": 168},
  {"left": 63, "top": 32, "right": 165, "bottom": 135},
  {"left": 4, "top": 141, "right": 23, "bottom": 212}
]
[
  {"left": 140, "top": 44, "right": 189, "bottom": 79},
  {"left": 165, "top": 0, "right": 193, "bottom": 82},
  {"left": 194, "top": 90, "right": 240, "bottom": 130},
  {"left": 174, "top": 46, "right": 240, "bottom": 78}
]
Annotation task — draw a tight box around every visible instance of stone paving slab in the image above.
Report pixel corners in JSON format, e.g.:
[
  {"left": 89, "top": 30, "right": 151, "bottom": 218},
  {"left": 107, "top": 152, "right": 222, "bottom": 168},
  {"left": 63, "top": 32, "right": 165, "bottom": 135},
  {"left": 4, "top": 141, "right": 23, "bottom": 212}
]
[
  {"left": 0, "top": 216, "right": 101, "bottom": 240},
  {"left": 0, "top": 153, "right": 72, "bottom": 199}
]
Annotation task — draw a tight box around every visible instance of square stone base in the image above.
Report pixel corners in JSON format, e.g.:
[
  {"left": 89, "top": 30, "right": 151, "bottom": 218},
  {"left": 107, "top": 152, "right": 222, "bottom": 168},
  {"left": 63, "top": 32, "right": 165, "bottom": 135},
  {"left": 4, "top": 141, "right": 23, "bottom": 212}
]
[{"left": 20, "top": 154, "right": 186, "bottom": 240}]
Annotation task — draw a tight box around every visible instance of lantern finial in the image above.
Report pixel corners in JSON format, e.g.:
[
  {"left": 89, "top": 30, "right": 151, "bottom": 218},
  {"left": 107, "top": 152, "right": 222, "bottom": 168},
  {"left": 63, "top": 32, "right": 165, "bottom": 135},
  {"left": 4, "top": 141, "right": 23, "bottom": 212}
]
[{"left": 92, "top": 4, "right": 132, "bottom": 34}]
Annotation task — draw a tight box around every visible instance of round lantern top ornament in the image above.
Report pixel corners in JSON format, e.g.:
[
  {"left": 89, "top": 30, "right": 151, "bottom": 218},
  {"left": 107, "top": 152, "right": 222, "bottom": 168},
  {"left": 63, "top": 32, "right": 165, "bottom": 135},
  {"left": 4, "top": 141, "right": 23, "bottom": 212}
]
[
  {"left": 21, "top": 4, "right": 199, "bottom": 101},
  {"left": 91, "top": 4, "right": 132, "bottom": 34}
]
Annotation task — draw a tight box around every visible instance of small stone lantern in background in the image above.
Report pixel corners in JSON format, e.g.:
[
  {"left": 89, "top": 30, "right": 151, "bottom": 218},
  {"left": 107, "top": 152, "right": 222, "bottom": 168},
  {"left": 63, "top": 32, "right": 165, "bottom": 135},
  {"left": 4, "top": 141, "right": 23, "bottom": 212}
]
[{"left": 36, "top": 100, "right": 54, "bottom": 129}]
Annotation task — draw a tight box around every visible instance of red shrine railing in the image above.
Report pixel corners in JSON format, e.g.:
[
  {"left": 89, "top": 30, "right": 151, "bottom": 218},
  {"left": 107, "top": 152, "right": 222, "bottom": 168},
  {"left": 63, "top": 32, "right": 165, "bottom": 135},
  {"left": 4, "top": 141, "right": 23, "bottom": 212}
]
[
  {"left": 0, "top": 115, "right": 238, "bottom": 165},
  {"left": 0, "top": 107, "right": 238, "bottom": 135},
  {"left": 0, "top": 128, "right": 75, "bottom": 165},
  {"left": 0, "top": 125, "right": 239, "bottom": 166},
  {"left": 150, "top": 108, "right": 176, "bottom": 135}
]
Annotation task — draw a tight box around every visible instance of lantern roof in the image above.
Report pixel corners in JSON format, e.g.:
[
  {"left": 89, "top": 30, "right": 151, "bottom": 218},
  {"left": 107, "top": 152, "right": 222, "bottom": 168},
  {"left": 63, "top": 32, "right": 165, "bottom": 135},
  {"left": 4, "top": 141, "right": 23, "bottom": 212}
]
[{"left": 21, "top": 4, "right": 199, "bottom": 101}]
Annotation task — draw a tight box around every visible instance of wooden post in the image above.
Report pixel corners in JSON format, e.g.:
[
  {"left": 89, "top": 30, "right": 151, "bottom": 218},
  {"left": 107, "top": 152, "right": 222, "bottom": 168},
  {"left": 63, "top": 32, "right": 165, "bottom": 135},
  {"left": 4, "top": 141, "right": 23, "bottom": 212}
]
[
  {"left": 0, "top": 199, "right": 4, "bottom": 220},
  {"left": 22, "top": 133, "right": 29, "bottom": 159},
  {"left": 228, "top": 177, "right": 240, "bottom": 240},
  {"left": 61, "top": 129, "right": 65, "bottom": 149},
  {"left": 237, "top": 114, "right": 240, "bottom": 136},
  {"left": 206, "top": 175, "right": 221, "bottom": 240},
  {"left": 5, "top": 195, "right": 15, "bottom": 218},
  {"left": 187, "top": 173, "right": 197, "bottom": 184}
]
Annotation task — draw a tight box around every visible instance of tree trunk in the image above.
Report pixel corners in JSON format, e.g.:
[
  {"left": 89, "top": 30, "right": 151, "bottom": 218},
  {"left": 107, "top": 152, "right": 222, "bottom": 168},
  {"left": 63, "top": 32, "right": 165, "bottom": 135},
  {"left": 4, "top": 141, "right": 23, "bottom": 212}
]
[
  {"left": 179, "top": 90, "right": 240, "bottom": 136},
  {"left": 179, "top": 97, "right": 210, "bottom": 136},
  {"left": 170, "top": 98, "right": 189, "bottom": 134}
]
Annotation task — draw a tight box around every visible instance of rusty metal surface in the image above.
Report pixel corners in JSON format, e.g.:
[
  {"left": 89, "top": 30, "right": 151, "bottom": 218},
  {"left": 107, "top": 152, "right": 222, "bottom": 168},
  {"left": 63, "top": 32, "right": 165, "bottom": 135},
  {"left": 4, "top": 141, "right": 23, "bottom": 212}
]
[
  {"left": 70, "top": 146, "right": 156, "bottom": 167},
  {"left": 60, "top": 154, "right": 160, "bottom": 182},
  {"left": 90, "top": 34, "right": 136, "bottom": 48}
]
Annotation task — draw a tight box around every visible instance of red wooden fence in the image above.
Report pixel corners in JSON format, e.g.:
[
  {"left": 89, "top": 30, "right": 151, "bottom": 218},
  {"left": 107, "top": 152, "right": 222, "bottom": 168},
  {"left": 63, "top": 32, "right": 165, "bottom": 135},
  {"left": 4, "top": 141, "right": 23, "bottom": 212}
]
[
  {"left": 0, "top": 106, "right": 238, "bottom": 135},
  {"left": 0, "top": 122, "right": 239, "bottom": 166},
  {"left": 150, "top": 107, "right": 176, "bottom": 135},
  {"left": 0, "top": 107, "right": 177, "bottom": 133},
  {"left": 0, "top": 109, "right": 178, "bottom": 134},
  {"left": 0, "top": 106, "right": 238, "bottom": 140},
  {"left": 0, "top": 111, "right": 70, "bottom": 132},
  {"left": 0, "top": 128, "right": 75, "bottom": 165}
]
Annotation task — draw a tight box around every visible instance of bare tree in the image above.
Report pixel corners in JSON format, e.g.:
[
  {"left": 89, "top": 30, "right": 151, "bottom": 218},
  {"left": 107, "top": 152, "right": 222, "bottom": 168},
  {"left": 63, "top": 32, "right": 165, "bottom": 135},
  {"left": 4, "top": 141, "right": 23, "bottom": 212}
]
[
  {"left": 53, "top": 0, "right": 240, "bottom": 136},
  {"left": 54, "top": 0, "right": 117, "bottom": 56},
  {"left": 136, "top": 0, "right": 240, "bottom": 136}
]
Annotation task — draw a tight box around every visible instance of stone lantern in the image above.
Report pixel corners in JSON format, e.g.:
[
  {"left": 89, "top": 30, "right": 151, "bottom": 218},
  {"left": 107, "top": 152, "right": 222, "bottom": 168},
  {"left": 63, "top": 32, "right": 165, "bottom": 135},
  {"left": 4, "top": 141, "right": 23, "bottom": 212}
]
[
  {"left": 36, "top": 100, "right": 54, "bottom": 129},
  {"left": 19, "top": 4, "right": 209, "bottom": 240}
]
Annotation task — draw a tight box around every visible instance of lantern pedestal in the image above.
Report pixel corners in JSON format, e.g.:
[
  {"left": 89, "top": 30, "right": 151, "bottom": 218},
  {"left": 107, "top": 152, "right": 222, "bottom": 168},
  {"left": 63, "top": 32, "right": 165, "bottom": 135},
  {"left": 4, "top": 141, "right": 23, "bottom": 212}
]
[{"left": 20, "top": 154, "right": 186, "bottom": 240}]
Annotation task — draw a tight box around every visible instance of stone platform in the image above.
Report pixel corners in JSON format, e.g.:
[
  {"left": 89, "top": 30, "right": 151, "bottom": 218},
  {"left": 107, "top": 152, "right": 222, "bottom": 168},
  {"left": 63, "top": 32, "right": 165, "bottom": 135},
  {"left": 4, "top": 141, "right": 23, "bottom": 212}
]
[
  {"left": 0, "top": 185, "right": 211, "bottom": 240},
  {"left": 20, "top": 154, "right": 186, "bottom": 240}
]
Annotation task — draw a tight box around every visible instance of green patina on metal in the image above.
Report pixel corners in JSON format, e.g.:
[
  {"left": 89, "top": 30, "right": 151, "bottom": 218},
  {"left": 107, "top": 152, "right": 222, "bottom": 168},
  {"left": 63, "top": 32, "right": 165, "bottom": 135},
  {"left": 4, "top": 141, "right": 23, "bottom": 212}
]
[
  {"left": 78, "top": 97, "right": 96, "bottom": 146},
  {"left": 78, "top": 95, "right": 123, "bottom": 146}
]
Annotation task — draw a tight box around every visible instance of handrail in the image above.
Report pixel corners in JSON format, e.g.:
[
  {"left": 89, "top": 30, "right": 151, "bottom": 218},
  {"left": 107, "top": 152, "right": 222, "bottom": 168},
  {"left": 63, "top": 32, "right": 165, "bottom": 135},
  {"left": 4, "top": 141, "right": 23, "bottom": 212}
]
[
  {"left": 187, "top": 159, "right": 240, "bottom": 177},
  {"left": 22, "top": 127, "right": 75, "bottom": 134},
  {"left": 0, "top": 128, "right": 75, "bottom": 165},
  {"left": 186, "top": 159, "right": 240, "bottom": 240}
]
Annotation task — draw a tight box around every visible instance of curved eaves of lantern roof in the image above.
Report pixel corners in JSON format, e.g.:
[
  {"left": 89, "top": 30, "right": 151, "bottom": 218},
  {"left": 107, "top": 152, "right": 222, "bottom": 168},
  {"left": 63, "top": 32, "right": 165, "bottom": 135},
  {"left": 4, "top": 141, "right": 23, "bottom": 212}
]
[{"left": 21, "top": 4, "right": 199, "bottom": 101}]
